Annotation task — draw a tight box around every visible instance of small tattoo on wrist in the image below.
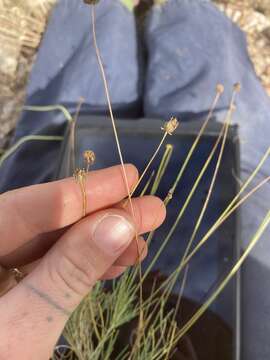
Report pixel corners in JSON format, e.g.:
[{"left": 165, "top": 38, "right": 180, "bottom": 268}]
[{"left": 24, "top": 282, "right": 71, "bottom": 317}]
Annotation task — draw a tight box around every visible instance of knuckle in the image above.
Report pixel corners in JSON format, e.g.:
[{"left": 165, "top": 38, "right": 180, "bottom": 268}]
[
  {"left": 127, "top": 163, "right": 139, "bottom": 184},
  {"left": 52, "top": 248, "right": 97, "bottom": 297},
  {"left": 118, "top": 163, "right": 138, "bottom": 189}
]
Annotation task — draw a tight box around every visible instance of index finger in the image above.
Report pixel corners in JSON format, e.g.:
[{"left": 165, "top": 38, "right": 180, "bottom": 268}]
[{"left": 0, "top": 164, "right": 138, "bottom": 256}]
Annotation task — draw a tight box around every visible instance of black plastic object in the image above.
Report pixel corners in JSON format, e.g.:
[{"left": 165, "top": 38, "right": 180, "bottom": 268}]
[{"left": 56, "top": 116, "right": 241, "bottom": 360}]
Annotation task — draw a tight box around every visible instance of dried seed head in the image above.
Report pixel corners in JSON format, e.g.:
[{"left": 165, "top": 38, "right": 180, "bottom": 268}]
[
  {"left": 83, "top": 150, "right": 96, "bottom": 166},
  {"left": 83, "top": 0, "right": 100, "bottom": 4},
  {"left": 216, "top": 84, "right": 224, "bottom": 94},
  {"left": 234, "top": 82, "right": 241, "bottom": 93},
  {"left": 162, "top": 117, "right": 179, "bottom": 135},
  {"left": 74, "top": 168, "right": 87, "bottom": 182}
]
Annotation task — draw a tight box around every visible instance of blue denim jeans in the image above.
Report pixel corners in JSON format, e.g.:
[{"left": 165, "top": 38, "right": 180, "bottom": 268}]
[{"left": 0, "top": 0, "right": 269, "bottom": 358}]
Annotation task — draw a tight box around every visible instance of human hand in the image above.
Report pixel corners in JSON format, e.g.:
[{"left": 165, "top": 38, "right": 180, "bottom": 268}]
[{"left": 0, "top": 164, "right": 166, "bottom": 360}]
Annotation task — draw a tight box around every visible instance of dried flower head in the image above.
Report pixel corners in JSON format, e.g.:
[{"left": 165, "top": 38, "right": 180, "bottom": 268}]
[
  {"left": 234, "top": 82, "right": 241, "bottom": 93},
  {"left": 83, "top": 150, "right": 96, "bottom": 166},
  {"left": 216, "top": 84, "right": 225, "bottom": 94},
  {"left": 162, "top": 117, "right": 179, "bottom": 135},
  {"left": 74, "top": 168, "right": 87, "bottom": 182}
]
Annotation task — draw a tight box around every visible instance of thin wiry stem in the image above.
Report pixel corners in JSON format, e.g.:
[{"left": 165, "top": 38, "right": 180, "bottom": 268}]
[
  {"left": 140, "top": 170, "right": 155, "bottom": 197},
  {"left": 0, "top": 135, "right": 63, "bottom": 168},
  {"left": 152, "top": 174, "right": 270, "bottom": 305},
  {"left": 181, "top": 174, "right": 270, "bottom": 269},
  {"left": 131, "top": 132, "right": 168, "bottom": 197},
  {"left": 144, "top": 118, "right": 227, "bottom": 281},
  {"left": 132, "top": 117, "right": 178, "bottom": 198},
  {"left": 71, "top": 98, "right": 84, "bottom": 172},
  {"left": 128, "top": 99, "right": 269, "bottom": 356},
  {"left": 144, "top": 85, "right": 239, "bottom": 281},
  {"left": 90, "top": 5, "right": 144, "bottom": 354},
  {"left": 174, "top": 209, "right": 270, "bottom": 344},
  {"left": 141, "top": 144, "right": 174, "bottom": 248},
  {"left": 23, "top": 105, "right": 73, "bottom": 123},
  {"left": 74, "top": 169, "right": 87, "bottom": 218},
  {"left": 220, "top": 147, "right": 270, "bottom": 220},
  {"left": 171, "top": 264, "right": 189, "bottom": 327},
  {"left": 164, "top": 323, "right": 177, "bottom": 360},
  {"left": 141, "top": 122, "right": 269, "bottom": 314},
  {"left": 164, "top": 85, "right": 224, "bottom": 207},
  {"left": 89, "top": 301, "right": 102, "bottom": 342},
  {"left": 153, "top": 87, "right": 238, "bottom": 318},
  {"left": 136, "top": 115, "right": 231, "bottom": 330},
  {"left": 91, "top": 6, "right": 133, "bottom": 210},
  {"left": 180, "top": 85, "right": 238, "bottom": 266},
  {"left": 151, "top": 144, "right": 174, "bottom": 196}
]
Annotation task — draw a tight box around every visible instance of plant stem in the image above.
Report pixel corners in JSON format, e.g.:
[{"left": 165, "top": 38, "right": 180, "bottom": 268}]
[
  {"left": 140, "top": 170, "right": 155, "bottom": 197},
  {"left": 144, "top": 119, "right": 227, "bottom": 281},
  {"left": 181, "top": 174, "right": 270, "bottom": 269},
  {"left": 0, "top": 135, "right": 63, "bottom": 167},
  {"left": 151, "top": 144, "right": 174, "bottom": 196},
  {"left": 142, "top": 124, "right": 269, "bottom": 310},
  {"left": 171, "top": 264, "right": 189, "bottom": 326},
  {"left": 23, "top": 105, "right": 73, "bottom": 123},
  {"left": 174, "top": 209, "right": 270, "bottom": 343},
  {"left": 155, "top": 174, "right": 270, "bottom": 302},
  {"left": 164, "top": 86, "right": 223, "bottom": 207},
  {"left": 220, "top": 147, "right": 270, "bottom": 220},
  {"left": 90, "top": 5, "right": 144, "bottom": 355},
  {"left": 156, "top": 91, "right": 236, "bottom": 326},
  {"left": 179, "top": 86, "right": 237, "bottom": 268},
  {"left": 131, "top": 132, "right": 168, "bottom": 197},
  {"left": 71, "top": 98, "right": 84, "bottom": 172}
]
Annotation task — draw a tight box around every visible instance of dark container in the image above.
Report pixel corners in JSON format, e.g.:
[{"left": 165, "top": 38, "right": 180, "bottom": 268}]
[{"left": 56, "top": 116, "right": 241, "bottom": 360}]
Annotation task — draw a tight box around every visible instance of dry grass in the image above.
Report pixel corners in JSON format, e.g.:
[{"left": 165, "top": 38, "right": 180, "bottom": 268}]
[
  {"left": 214, "top": 0, "right": 270, "bottom": 95},
  {"left": 0, "top": 0, "right": 56, "bottom": 148},
  {"left": 215, "top": 0, "right": 270, "bottom": 17}
]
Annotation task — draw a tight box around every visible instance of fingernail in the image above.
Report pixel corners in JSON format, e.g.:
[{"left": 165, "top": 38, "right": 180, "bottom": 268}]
[{"left": 93, "top": 214, "right": 135, "bottom": 255}]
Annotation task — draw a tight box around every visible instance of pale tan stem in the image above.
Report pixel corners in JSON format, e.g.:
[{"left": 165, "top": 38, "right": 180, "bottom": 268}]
[
  {"left": 175, "top": 209, "right": 270, "bottom": 344},
  {"left": 91, "top": 6, "right": 144, "bottom": 355},
  {"left": 164, "top": 86, "right": 224, "bottom": 207},
  {"left": 131, "top": 132, "right": 168, "bottom": 197}
]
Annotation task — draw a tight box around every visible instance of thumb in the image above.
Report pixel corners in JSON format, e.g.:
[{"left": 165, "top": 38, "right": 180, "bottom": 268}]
[{"left": 0, "top": 209, "right": 135, "bottom": 360}]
